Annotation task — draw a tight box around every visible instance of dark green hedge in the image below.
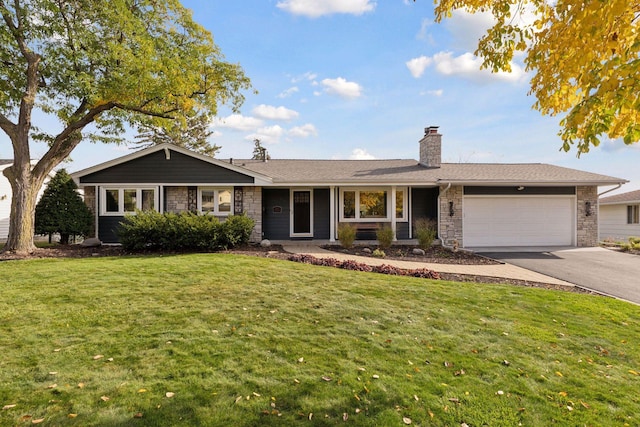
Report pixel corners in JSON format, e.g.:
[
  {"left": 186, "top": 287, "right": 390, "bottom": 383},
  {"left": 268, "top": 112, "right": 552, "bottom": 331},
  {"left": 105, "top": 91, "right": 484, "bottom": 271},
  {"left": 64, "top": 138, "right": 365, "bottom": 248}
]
[{"left": 118, "top": 211, "right": 255, "bottom": 251}]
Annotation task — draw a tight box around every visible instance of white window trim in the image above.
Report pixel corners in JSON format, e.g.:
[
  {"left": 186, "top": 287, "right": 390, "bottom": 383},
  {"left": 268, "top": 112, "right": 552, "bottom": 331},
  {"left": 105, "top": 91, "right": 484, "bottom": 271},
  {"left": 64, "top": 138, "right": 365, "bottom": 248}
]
[
  {"left": 339, "top": 187, "right": 407, "bottom": 222},
  {"left": 101, "top": 187, "right": 159, "bottom": 216},
  {"left": 198, "top": 187, "right": 233, "bottom": 216}
]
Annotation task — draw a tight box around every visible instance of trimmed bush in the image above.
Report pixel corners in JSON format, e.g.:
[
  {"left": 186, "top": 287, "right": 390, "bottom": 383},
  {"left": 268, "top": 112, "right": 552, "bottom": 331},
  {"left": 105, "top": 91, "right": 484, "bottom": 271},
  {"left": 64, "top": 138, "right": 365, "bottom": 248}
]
[
  {"left": 338, "top": 223, "right": 357, "bottom": 249},
  {"left": 376, "top": 224, "right": 394, "bottom": 249},
  {"left": 414, "top": 218, "right": 437, "bottom": 250},
  {"left": 118, "top": 211, "right": 254, "bottom": 252}
]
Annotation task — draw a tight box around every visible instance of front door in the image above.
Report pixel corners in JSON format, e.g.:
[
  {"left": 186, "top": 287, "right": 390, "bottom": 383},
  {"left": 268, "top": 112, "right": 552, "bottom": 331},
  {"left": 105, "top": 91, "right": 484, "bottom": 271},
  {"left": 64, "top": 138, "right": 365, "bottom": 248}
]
[{"left": 292, "top": 190, "right": 312, "bottom": 237}]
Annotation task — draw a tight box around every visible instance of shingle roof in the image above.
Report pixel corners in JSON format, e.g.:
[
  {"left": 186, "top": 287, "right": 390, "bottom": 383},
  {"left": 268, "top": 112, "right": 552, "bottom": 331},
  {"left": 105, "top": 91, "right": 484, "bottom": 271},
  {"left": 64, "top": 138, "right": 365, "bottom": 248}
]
[
  {"left": 235, "top": 159, "right": 625, "bottom": 186},
  {"left": 600, "top": 189, "right": 640, "bottom": 204},
  {"left": 0, "top": 159, "right": 12, "bottom": 166}
]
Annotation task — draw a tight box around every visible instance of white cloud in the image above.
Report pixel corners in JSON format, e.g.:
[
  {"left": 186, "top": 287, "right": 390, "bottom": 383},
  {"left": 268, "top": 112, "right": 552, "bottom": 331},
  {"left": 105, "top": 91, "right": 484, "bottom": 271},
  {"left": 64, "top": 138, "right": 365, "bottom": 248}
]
[
  {"left": 406, "top": 56, "right": 432, "bottom": 78},
  {"left": 276, "top": 0, "right": 375, "bottom": 18},
  {"left": 278, "top": 86, "right": 299, "bottom": 98},
  {"left": 321, "top": 77, "right": 363, "bottom": 99},
  {"left": 432, "top": 51, "right": 526, "bottom": 83},
  {"left": 427, "top": 89, "right": 444, "bottom": 97},
  {"left": 289, "top": 123, "right": 318, "bottom": 138},
  {"left": 247, "top": 125, "right": 286, "bottom": 144},
  {"left": 349, "top": 148, "right": 376, "bottom": 160},
  {"left": 211, "top": 114, "right": 263, "bottom": 131},
  {"left": 408, "top": 51, "right": 526, "bottom": 83},
  {"left": 252, "top": 104, "right": 299, "bottom": 121},
  {"left": 291, "top": 72, "right": 318, "bottom": 83}
]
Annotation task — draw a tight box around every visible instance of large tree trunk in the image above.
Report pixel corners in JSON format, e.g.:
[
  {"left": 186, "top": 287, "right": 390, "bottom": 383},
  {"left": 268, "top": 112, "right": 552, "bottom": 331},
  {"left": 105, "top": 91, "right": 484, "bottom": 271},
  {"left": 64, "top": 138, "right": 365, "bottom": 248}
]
[{"left": 2, "top": 160, "right": 46, "bottom": 255}]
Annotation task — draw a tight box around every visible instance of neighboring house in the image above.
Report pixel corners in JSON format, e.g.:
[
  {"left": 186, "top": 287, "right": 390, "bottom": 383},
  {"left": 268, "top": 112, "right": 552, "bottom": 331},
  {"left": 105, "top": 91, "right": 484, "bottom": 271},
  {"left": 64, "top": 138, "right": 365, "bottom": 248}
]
[
  {"left": 599, "top": 189, "right": 640, "bottom": 242},
  {"left": 0, "top": 160, "right": 13, "bottom": 241},
  {"left": 71, "top": 127, "right": 627, "bottom": 248}
]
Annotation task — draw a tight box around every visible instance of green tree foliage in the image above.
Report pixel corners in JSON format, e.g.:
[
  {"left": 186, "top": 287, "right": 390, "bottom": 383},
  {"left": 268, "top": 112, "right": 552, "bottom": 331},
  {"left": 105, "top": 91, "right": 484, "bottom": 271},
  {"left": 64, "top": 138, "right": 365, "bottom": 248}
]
[
  {"left": 434, "top": 0, "right": 639, "bottom": 154},
  {"left": 251, "top": 139, "right": 271, "bottom": 160},
  {"left": 0, "top": 0, "right": 251, "bottom": 254},
  {"left": 133, "top": 112, "right": 221, "bottom": 157},
  {"left": 35, "top": 169, "right": 93, "bottom": 244}
]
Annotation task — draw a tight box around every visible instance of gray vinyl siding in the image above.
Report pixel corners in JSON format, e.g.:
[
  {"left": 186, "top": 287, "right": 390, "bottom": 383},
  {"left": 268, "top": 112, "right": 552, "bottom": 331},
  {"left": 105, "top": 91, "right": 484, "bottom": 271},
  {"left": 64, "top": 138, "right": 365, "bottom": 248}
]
[
  {"left": 396, "top": 222, "right": 409, "bottom": 239},
  {"left": 313, "top": 189, "right": 330, "bottom": 239},
  {"left": 411, "top": 187, "right": 438, "bottom": 220},
  {"left": 262, "top": 189, "right": 290, "bottom": 240},
  {"left": 98, "top": 216, "right": 124, "bottom": 243},
  {"left": 80, "top": 150, "right": 254, "bottom": 184}
]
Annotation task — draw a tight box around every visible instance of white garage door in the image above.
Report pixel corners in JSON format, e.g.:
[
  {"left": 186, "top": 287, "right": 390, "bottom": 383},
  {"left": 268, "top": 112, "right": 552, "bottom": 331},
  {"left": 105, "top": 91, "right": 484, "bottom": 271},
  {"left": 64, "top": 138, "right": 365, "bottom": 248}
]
[{"left": 463, "top": 197, "right": 575, "bottom": 247}]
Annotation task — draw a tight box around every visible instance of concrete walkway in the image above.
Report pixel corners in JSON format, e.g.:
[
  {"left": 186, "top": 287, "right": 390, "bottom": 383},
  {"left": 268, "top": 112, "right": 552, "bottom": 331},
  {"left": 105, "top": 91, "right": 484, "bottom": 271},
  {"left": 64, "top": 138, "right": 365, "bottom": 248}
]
[{"left": 282, "top": 244, "right": 575, "bottom": 286}]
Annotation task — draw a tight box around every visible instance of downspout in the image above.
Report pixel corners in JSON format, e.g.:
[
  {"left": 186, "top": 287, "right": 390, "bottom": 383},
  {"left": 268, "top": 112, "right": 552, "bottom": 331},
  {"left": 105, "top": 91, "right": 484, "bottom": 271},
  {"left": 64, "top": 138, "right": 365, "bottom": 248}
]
[
  {"left": 597, "top": 183, "right": 622, "bottom": 198},
  {"left": 437, "top": 182, "right": 451, "bottom": 247}
]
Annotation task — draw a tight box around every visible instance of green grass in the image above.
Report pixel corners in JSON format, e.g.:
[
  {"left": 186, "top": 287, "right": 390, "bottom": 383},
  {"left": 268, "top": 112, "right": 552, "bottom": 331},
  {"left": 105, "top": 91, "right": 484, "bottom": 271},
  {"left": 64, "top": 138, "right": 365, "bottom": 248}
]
[{"left": 0, "top": 254, "right": 638, "bottom": 426}]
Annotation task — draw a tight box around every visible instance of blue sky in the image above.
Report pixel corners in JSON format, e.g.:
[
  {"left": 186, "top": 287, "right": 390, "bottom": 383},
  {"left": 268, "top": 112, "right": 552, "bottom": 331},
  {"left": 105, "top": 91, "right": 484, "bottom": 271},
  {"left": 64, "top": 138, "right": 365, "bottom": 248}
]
[{"left": 2, "top": 0, "right": 638, "bottom": 192}]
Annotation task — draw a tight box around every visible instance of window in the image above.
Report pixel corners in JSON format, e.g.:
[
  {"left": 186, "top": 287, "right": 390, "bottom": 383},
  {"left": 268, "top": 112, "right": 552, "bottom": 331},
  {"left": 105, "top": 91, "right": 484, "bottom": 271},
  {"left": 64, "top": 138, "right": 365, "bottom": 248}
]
[
  {"left": 628, "top": 205, "right": 639, "bottom": 224},
  {"left": 102, "top": 188, "right": 157, "bottom": 215},
  {"left": 340, "top": 188, "right": 407, "bottom": 222},
  {"left": 396, "top": 190, "right": 404, "bottom": 219},
  {"left": 199, "top": 188, "right": 233, "bottom": 215}
]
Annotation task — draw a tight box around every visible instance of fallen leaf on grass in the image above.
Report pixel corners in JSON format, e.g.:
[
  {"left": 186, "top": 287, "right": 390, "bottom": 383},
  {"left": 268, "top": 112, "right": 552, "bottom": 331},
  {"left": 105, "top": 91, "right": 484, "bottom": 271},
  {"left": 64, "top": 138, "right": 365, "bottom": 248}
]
[
  {"left": 555, "top": 371, "right": 563, "bottom": 377},
  {"left": 2, "top": 404, "right": 16, "bottom": 410},
  {"left": 343, "top": 413, "right": 348, "bottom": 421},
  {"left": 68, "top": 414, "right": 77, "bottom": 418},
  {"left": 234, "top": 396, "right": 242, "bottom": 404},
  {"left": 321, "top": 376, "right": 332, "bottom": 382},
  {"left": 308, "top": 413, "right": 313, "bottom": 420},
  {"left": 297, "top": 357, "right": 304, "bottom": 363},
  {"left": 93, "top": 355, "right": 104, "bottom": 360},
  {"left": 580, "top": 400, "right": 590, "bottom": 409},
  {"left": 165, "top": 392, "right": 175, "bottom": 398},
  {"left": 448, "top": 398, "right": 460, "bottom": 404},
  {"left": 32, "top": 419, "right": 44, "bottom": 424},
  {"left": 100, "top": 396, "right": 110, "bottom": 402},
  {"left": 46, "top": 384, "right": 57, "bottom": 389},
  {"left": 138, "top": 389, "right": 148, "bottom": 393},
  {"left": 77, "top": 383, "right": 85, "bottom": 389},
  {"left": 628, "top": 370, "right": 639, "bottom": 376},
  {"left": 403, "top": 416, "right": 412, "bottom": 424},
  {"left": 372, "top": 375, "right": 380, "bottom": 379}
]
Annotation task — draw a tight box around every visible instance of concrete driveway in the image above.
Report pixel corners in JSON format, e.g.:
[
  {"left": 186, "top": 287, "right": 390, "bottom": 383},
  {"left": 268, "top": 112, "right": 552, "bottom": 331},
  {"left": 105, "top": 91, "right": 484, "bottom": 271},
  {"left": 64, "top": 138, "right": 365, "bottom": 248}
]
[{"left": 477, "top": 247, "right": 640, "bottom": 304}]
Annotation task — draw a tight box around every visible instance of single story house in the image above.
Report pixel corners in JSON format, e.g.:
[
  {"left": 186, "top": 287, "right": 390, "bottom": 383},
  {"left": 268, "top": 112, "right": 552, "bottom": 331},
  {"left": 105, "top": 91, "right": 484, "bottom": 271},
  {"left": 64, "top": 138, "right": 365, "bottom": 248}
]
[
  {"left": 71, "top": 127, "right": 627, "bottom": 248},
  {"left": 599, "top": 189, "right": 640, "bottom": 242}
]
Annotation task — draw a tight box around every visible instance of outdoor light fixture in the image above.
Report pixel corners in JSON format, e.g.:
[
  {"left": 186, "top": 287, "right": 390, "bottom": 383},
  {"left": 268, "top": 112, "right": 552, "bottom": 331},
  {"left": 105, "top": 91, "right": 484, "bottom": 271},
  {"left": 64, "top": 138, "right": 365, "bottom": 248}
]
[
  {"left": 585, "top": 201, "right": 592, "bottom": 216},
  {"left": 449, "top": 201, "right": 455, "bottom": 217}
]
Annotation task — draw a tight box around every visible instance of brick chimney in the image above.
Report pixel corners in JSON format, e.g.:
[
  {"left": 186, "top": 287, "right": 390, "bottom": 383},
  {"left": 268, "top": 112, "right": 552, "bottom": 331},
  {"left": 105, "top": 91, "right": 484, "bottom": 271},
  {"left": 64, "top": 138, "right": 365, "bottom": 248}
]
[{"left": 419, "top": 126, "right": 441, "bottom": 168}]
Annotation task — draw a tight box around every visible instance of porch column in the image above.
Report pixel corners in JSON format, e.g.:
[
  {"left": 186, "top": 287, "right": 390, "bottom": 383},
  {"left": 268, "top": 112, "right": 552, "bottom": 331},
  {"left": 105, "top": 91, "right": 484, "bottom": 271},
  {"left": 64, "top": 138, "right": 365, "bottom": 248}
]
[
  {"left": 391, "top": 186, "right": 397, "bottom": 241},
  {"left": 329, "top": 186, "right": 336, "bottom": 242}
]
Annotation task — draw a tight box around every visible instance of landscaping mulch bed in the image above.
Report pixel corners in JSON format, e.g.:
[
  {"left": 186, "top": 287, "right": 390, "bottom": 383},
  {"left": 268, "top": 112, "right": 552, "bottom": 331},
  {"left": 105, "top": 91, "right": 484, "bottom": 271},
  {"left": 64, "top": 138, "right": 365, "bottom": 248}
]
[
  {"left": 323, "top": 244, "right": 500, "bottom": 265},
  {"left": 0, "top": 243, "right": 605, "bottom": 296}
]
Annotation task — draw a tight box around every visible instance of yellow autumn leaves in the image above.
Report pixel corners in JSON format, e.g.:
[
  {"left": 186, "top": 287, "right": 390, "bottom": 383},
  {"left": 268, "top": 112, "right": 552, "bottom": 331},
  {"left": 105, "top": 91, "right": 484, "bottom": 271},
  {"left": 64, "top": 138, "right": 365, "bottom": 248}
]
[{"left": 435, "top": 0, "right": 640, "bottom": 154}]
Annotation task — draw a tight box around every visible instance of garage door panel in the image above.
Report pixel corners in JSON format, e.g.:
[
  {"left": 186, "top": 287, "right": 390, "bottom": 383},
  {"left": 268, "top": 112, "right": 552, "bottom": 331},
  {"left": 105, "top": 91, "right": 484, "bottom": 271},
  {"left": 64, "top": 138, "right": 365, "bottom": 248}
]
[{"left": 464, "top": 197, "right": 574, "bottom": 247}]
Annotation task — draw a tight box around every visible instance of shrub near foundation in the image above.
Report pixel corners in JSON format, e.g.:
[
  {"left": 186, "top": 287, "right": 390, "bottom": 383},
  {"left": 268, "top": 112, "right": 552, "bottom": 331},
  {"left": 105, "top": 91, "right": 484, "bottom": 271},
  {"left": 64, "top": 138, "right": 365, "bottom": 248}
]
[
  {"left": 376, "top": 224, "right": 394, "bottom": 249},
  {"left": 118, "top": 211, "right": 254, "bottom": 251},
  {"left": 414, "top": 218, "right": 438, "bottom": 250},
  {"left": 338, "top": 223, "right": 357, "bottom": 249}
]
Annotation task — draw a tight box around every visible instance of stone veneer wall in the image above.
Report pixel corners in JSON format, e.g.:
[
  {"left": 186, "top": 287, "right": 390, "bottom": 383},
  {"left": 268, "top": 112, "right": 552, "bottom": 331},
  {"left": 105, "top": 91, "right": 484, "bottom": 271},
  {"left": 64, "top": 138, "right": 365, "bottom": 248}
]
[
  {"left": 577, "top": 185, "right": 598, "bottom": 247},
  {"left": 165, "top": 186, "right": 189, "bottom": 213},
  {"left": 242, "top": 186, "right": 262, "bottom": 243},
  {"left": 438, "top": 185, "right": 463, "bottom": 247}
]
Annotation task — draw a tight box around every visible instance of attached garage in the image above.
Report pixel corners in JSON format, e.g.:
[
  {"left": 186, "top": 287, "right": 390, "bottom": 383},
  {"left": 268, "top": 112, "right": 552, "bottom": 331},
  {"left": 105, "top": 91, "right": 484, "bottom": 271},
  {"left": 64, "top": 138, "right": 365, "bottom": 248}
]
[{"left": 463, "top": 187, "right": 576, "bottom": 247}]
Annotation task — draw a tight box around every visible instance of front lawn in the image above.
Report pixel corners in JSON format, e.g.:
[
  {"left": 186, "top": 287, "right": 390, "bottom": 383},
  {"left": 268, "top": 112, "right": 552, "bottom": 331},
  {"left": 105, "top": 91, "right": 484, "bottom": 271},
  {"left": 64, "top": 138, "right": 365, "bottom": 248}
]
[{"left": 0, "top": 254, "right": 638, "bottom": 426}]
